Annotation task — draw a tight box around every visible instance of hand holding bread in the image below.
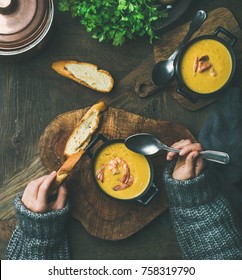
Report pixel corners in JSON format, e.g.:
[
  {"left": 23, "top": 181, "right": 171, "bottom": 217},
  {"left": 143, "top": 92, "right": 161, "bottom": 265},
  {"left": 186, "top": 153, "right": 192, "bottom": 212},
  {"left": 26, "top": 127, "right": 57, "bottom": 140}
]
[
  {"left": 50, "top": 150, "right": 85, "bottom": 192},
  {"left": 51, "top": 101, "right": 107, "bottom": 191}
]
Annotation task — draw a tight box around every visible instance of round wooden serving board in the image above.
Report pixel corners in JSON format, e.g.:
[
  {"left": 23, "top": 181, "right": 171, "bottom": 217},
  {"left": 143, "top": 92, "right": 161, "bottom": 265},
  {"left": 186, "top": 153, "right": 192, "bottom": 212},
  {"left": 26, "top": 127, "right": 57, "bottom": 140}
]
[
  {"left": 154, "top": 7, "right": 242, "bottom": 111},
  {"left": 39, "top": 106, "right": 195, "bottom": 240}
]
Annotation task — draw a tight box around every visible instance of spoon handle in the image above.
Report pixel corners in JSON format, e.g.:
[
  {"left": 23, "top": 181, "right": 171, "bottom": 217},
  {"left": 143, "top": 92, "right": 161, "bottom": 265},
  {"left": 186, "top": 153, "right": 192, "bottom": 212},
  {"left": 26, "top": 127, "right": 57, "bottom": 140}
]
[
  {"left": 199, "top": 150, "right": 230, "bottom": 165},
  {"left": 163, "top": 146, "right": 230, "bottom": 165},
  {"left": 183, "top": 10, "right": 208, "bottom": 41},
  {"left": 162, "top": 146, "right": 181, "bottom": 153},
  {"left": 169, "top": 10, "right": 207, "bottom": 60}
]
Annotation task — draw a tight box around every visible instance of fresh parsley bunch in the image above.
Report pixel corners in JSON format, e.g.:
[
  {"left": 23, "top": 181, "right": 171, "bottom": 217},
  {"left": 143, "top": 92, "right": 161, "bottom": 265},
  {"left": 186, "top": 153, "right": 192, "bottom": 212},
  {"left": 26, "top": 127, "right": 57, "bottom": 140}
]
[{"left": 58, "top": 0, "right": 167, "bottom": 46}]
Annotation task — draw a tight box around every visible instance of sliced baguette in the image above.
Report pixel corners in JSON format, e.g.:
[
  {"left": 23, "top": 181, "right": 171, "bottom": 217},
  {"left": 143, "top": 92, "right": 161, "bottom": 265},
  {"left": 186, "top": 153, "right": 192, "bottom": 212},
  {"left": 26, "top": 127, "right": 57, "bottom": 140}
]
[
  {"left": 51, "top": 150, "right": 85, "bottom": 192},
  {"left": 52, "top": 60, "right": 114, "bottom": 93},
  {"left": 50, "top": 102, "right": 107, "bottom": 192},
  {"left": 64, "top": 101, "right": 107, "bottom": 157}
]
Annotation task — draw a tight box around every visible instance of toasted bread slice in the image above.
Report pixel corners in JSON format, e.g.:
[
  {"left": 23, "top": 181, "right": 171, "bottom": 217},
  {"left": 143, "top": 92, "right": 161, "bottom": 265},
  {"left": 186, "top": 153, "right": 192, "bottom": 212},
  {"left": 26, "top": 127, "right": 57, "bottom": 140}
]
[
  {"left": 52, "top": 60, "right": 114, "bottom": 93},
  {"left": 64, "top": 101, "right": 107, "bottom": 157},
  {"left": 51, "top": 150, "right": 85, "bottom": 191}
]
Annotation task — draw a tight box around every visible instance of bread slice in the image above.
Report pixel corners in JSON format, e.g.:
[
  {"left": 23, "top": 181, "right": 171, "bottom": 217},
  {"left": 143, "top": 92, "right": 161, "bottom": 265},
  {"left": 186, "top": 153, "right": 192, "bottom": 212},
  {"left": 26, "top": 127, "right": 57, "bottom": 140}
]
[
  {"left": 52, "top": 60, "right": 114, "bottom": 93},
  {"left": 64, "top": 101, "right": 107, "bottom": 157},
  {"left": 51, "top": 150, "right": 85, "bottom": 192}
]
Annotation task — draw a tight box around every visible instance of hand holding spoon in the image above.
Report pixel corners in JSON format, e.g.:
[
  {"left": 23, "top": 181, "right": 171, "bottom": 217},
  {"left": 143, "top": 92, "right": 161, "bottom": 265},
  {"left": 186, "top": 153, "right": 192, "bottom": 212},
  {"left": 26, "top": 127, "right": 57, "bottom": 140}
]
[{"left": 125, "top": 133, "right": 230, "bottom": 165}]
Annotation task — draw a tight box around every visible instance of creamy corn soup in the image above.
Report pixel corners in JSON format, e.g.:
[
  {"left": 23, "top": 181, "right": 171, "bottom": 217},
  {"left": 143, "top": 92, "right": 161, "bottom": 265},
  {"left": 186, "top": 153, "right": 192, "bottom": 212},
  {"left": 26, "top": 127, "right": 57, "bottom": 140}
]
[
  {"left": 180, "top": 39, "right": 232, "bottom": 94},
  {"left": 94, "top": 142, "right": 151, "bottom": 200}
]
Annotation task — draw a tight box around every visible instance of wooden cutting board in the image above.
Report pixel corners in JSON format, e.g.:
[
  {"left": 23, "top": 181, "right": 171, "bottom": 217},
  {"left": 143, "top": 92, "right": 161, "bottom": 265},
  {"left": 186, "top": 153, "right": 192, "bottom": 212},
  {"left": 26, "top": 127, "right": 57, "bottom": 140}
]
[
  {"left": 39, "top": 106, "right": 195, "bottom": 240},
  {"left": 154, "top": 7, "right": 242, "bottom": 111}
]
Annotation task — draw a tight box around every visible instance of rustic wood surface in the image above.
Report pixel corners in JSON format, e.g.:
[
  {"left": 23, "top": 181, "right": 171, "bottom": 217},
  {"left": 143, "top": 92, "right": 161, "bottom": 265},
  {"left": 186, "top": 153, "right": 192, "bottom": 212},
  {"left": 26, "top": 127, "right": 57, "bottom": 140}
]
[
  {"left": 1, "top": 0, "right": 242, "bottom": 259},
  {"left": 39, "top": 107, "right": 195, "bottom": 240}
]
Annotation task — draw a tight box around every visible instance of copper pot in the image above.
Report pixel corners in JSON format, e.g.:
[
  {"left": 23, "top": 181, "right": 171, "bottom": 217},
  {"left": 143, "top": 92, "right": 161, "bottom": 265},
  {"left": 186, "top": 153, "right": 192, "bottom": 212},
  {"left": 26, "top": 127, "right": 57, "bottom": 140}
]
[{"left": 0, "top": 0, "right": 54, "bottom": 61}]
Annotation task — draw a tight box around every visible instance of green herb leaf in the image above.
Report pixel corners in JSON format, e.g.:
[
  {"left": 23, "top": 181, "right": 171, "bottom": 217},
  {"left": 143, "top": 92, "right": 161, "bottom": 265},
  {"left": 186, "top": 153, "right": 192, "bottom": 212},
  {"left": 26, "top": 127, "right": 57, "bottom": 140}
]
[{"left": 57, "top": 0, "right": 168, "bottom": 46}]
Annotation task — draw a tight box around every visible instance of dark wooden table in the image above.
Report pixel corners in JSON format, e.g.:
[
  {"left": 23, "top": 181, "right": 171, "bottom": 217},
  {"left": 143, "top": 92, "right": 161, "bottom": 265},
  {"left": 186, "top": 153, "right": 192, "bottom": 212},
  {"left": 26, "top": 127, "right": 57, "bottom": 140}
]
[{"left": 1, "top": 0, "right": 242, "bottom": 259}]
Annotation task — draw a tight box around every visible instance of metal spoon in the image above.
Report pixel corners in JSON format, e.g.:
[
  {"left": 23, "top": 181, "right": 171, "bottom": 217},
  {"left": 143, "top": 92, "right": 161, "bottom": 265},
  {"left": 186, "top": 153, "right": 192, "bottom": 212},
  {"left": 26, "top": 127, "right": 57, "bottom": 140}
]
[
  {"left": 125, "top": 133, "right": 230, "bottom": 165},
  {"left": 152, "top": 10, "right": 207, "bottom": 86}
]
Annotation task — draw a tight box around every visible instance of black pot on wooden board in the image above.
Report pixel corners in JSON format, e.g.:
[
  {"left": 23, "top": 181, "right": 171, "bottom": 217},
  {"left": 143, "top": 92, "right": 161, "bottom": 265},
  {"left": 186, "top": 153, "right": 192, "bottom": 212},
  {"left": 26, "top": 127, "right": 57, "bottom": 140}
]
[
  {"left": 175, "top": 26, "right": 237, "bottom": 103},
  {"left": 85, "top": 134, "right": 159, "bottom": 206}
]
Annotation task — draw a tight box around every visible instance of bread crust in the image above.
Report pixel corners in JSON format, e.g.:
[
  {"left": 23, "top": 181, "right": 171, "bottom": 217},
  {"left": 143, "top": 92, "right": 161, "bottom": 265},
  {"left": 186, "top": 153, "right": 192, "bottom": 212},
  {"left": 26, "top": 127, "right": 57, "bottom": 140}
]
[
  {"left": 51, "top": 150, "right": 85, "bottom": 192},
  {"left": 51, "top": 101, "right": 107, "bottom": 192},
  {"left": 51, "top": 60, "right": 114, "bottom": 93},
  {"left": 64, "top": 101, "right": 107, "bottom": 157}
]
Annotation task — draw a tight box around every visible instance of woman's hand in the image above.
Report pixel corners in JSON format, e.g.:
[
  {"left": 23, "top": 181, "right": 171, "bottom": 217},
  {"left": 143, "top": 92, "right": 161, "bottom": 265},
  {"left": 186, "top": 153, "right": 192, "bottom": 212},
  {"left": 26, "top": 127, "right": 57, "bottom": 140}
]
[
  {"left": 166, "top": 139, "right": 205, "bottom": 180},
  {"left": 21, "top": 171, "right": 67, "bottom": 213}
]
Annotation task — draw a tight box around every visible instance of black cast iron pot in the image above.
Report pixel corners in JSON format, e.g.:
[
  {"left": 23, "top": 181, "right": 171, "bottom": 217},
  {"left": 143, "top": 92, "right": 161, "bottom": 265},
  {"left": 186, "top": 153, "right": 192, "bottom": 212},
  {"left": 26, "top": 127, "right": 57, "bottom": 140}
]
[
  {"left": 175, "top": 26, "right": 237, "bottom": 103},
  {"left": 85, "top": 134, "right": 159, "bottom": 206}
]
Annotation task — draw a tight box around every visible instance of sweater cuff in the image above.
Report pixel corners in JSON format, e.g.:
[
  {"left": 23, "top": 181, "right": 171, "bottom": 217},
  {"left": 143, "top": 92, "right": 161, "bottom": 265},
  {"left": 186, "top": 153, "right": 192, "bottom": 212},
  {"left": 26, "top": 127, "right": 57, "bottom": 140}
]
[
  {"left": 14, "top": 193, "right": 70, "bottom": 239},
  {"left": 162, "top": 160, "right": 218, "bottom": 207}
]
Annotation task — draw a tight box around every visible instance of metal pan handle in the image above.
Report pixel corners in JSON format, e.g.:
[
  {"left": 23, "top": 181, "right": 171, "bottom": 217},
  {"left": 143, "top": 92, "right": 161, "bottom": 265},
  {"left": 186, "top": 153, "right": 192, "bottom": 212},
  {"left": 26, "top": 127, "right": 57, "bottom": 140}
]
[
  {"left": 136, "top": 183, "right": 159, "bottom": 206},
  {"left": 85, "top": 134, "right": 108, "bottom": 158},
  {"left": 212, "top": 26, "right": 237, "bottom": 47},
  {"left": 176, "top": 85, "right": 200, "bottom": 103}
]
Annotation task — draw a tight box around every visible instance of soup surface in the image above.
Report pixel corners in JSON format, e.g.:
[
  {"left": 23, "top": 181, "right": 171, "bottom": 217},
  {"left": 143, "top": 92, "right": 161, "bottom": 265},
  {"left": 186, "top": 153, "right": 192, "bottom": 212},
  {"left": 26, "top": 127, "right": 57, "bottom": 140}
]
[
  {"left": 94, "top": 142, "right": 151, "bottom": 200},
  {"left": 180, "top": 39, "right": 232, "bottom": 94}
]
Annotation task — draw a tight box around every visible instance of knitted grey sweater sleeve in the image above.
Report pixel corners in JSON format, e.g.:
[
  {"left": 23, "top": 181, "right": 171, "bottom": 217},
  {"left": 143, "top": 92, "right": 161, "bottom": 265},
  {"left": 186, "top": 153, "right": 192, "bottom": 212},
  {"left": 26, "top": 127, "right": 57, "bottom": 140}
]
[
  {"left": 163, "top": 161, "right": 242, "bottom": 260},
  {"left": 5, "top": 194, "right": 70, "bottom": 260}
]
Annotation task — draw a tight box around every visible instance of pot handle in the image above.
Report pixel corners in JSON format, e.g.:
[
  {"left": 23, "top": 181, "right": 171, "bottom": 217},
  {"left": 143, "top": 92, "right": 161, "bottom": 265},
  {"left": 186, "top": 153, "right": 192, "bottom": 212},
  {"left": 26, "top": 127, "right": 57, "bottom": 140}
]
[
  {"left": 85, "top": 134, "right": 108, "bottom": 158},
  {"left": 212, "top": 26, "right": 237, "bottom": 47},
  {"left": 176, "top": 85, "right": 200, "bottom": 103},
  {"left": 136, "top": 183, "right": 159, "bottom": 206}
]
